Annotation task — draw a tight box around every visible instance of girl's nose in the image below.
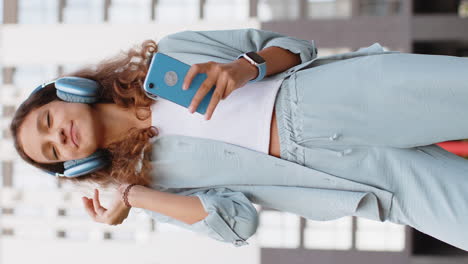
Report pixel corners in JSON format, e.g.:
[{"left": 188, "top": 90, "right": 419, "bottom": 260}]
[
  {"left": 48, "top": 127, "right": 66, "bottom": 146},
  {"left": 59, "top": 128, "right": 66, "bottom": 144}
]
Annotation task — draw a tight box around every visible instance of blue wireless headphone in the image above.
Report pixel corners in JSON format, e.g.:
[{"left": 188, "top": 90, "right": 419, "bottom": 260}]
[{"left": 28, "top": 77, "right": 110, "bottom": 178}]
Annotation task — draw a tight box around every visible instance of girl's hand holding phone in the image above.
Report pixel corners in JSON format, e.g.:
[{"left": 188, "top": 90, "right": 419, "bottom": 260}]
[
  {"left": 183, "top": 58, "right": 259, "bottom": 120},
  {"left": 82, "top": 187, "right": 131, "bottom": 226}
]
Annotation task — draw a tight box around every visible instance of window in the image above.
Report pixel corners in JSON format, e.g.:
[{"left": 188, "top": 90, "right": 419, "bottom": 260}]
[
  {"left": 0, "top": 0, "right": 3, "bottom": 23},
  {"left": 359, "top": 0, "right": 402, "bottom": 16},
  {"left": 304, "top": 216, "right": 353, "bottom": 250},
  {"left": 356, "top": 218, "right": 405, "bottom": 251},
  {"left": 155, "top": 0, "right": 198, "bottom": 23},
  {"left": 64, "top": 229, "right": 88, "bottom": 241},
  {"left": 13, "top": 159, "right": 57, "bottom": 189},
  {"left": 204, "top": 0, "right": 249, "bottom": 20},
  {"left": 258, "top": 0, "right": 300, "bottom": 21},
  {"left": 308, "top": 0, "right": 352, "bottom": 19},
  {"left": 0, "top": 106, "right": 3, "bottom": 139},
  {"left": 111, "top": 230, "right": 135, "bottom": 241},
  {"left": 14, "top": 204, "right": 44, "bottom": 217},
  {"left": 257, "top": 210, "right": 301, "bottom": 248},
  {"left": 13, "top": 65, "right": 58, "bottom": 97},
  {"left": 61, "top": 64, "right": 90, "bottom": 75},
  {"left": 108, "top": 0, "right": 152, "bottom": 23},
  {"left": 18, "top": 0, "right": 58, "bottom": 24},
  {"left": 63, "top": 0, "right": 104, "bottom": 24},
  {"left": 65, "top": 206, "right": 88, "bottom": 218}
]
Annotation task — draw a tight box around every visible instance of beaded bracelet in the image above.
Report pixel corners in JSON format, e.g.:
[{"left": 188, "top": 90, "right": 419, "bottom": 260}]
[{"left": 123, "top": 184, "right": 137, "bottom": 208}]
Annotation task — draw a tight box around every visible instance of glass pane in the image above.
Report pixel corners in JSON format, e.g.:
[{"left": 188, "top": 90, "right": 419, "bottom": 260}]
[
  {"left": 108, "top": 0, "right": 152, "bottom": 23},
  {"left": 258, "top": 0, "right": 300, "bottom": 21},
  {"left": 359, "top": 0, "right": 402, "bottom": 16},
  {"left": 14, "top": 204, "right": 44, "bottom": 217},
  {"left": 63, "top": 0, "right": 104, "bottom": 24},
  {"left": 0, "top": 0, "right": 3, "bottom": 23},
  {"left": 0, "top": 112, "right": 3, "bottom": 139},
  {"left": 155, "top": 0, "right": 198, "bottom": 23},
  {"left": 111, "top": 230, "right": 135, "bottom": 241},
  {"left": 13, "top": 158, "right": 57, "bottom": 189},
  {"left": 64, "top": 229, "right": 89, "bottom": 241},
  {"left": 204, "top": 0, "right": 249, "bottom": 20},
  {"left": 308, "top": 0, "right": 352, "bottom": 19},
  {"left": 65, "top": 207, "right": 88, "bottom": 218},
  {"left": 257, "top": 211, "right": 301, "bottom": 248},
  {"left": 304, "top": 216, "right": 353, "bottom": 250},
  {"left": 0, "top": 155, "right": 3, "bottom": 183},
  {"left": 13, "top": 65, "right": 59, "bottom": 96},
  {"left": 61, "top": 64, "right": 90, "bottom": 75},
  {"left": 18, "top": 0, "right": 58, "bottom": 24},
  {"left": 356, "top": 218, "right": 405, "bottom": 251}
]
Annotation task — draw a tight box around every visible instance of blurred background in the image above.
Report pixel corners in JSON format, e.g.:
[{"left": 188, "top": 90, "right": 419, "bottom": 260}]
[{"left": 1, "top": 0, "right": 468, "bottom": 263}]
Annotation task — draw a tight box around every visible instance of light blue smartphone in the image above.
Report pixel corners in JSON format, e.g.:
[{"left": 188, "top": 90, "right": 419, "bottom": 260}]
[{"left": 143, "top": 52, "right": 214, "bottom": 115}]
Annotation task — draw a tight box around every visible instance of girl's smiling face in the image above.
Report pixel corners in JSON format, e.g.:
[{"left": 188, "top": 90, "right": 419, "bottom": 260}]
[{"left": 17, "top": 100, "right": 103, "bottom": 164}]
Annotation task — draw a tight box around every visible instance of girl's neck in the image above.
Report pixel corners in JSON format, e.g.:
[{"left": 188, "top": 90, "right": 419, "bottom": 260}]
[{"left": 94, "top": 103, "right": 152, "bottom": 148}]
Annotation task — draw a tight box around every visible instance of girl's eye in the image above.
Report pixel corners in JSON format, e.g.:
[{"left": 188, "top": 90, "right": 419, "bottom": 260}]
[{"left": 47, "top": 111, "right": 58, "bottom": 160}]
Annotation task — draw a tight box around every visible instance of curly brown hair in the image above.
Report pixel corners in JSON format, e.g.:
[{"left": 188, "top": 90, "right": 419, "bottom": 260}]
[{"left": 10, "top": 39, "right": 160, "bottom": 190}]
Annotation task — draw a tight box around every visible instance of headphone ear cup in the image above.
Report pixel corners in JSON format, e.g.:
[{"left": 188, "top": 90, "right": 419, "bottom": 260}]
[
  {"left": 54, "top": 77, "right": 101, "bottom": 104},
  {"left": 63, "top": 150, "right": 109, "bottom": 177}
]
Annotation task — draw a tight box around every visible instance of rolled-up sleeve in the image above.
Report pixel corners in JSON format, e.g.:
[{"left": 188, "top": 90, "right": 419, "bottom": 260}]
[
  {"left": 142, "top": 187, "right": 259, "bottom": 247},
  {"left": 156, "top": 28, "right": 317, "bottom": 66}
]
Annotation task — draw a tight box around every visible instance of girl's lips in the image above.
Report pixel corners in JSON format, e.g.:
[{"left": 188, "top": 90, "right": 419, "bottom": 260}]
[{"left": 71, "top": 121, "right": 79, "bottom": 148}]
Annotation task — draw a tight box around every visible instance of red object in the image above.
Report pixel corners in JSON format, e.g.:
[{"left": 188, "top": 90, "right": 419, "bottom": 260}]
[{"left": 436, "top": 141, "right": 468, "bottom": 157}]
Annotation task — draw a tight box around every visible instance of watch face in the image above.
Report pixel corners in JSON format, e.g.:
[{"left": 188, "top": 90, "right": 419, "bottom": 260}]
[{"left": 246, "top": 51, "right": 266, "bottom": 64}]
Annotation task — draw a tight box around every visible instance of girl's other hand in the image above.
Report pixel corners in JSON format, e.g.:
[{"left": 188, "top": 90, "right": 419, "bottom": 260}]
[
  {"left": 82, "top": 188, "right": 131, "bottom": 226},
  {"left": 183, "top": 59, "right": 258, "bottom": 120}
]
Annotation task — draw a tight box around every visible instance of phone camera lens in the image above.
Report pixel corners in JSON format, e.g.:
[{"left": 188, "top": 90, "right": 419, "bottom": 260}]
[{"left": 149, "top": 83, "right": 154, "bottom": 88}]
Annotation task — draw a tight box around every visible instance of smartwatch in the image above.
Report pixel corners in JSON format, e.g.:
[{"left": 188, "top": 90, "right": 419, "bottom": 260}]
[{"left": 236, "top": 51, "right": 267, "bottom": 83}]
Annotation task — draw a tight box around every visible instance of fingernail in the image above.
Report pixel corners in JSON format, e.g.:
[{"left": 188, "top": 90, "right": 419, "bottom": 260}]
[
  {"left": 182, "top": 84, "right": 187, "bottom": 90},
  {"left": 188, "top": 106, "right": 194, "bottom": 113}
]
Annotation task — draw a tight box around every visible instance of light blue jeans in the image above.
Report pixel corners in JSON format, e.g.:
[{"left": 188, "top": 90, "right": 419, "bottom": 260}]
[{"left": 274, "top": 52, "right": 468, "bottom": 251}]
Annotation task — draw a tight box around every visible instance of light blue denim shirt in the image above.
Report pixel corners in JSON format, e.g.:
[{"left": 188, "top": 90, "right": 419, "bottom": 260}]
[{"left": 141, "top": 28, "right": 399, "bottom": 247}]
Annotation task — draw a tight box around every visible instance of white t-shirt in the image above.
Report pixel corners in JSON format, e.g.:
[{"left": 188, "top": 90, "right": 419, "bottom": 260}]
[{"left": 150, "top": 78, "right": 284, "bottom": 154}]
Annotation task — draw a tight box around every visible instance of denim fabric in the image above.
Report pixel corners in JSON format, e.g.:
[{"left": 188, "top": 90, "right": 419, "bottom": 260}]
[
  {"left": 143, "top": 187, "right": 258, "bottom": 247},
  {"left": 274, "top": 52, "right": 468, "bottom": 251},
  {"left": 142, "top": 27, "right": 468, "bottom": 250}
]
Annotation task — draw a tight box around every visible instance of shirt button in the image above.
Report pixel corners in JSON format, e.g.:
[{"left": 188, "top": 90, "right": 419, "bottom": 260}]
[{"left": 234, "top": 239, "right": 245, "bottom": 246}]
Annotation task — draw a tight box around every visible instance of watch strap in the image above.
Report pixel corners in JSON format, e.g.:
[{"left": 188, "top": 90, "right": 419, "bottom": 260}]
[{"left": 236, "top": 53, "right": 267, "bottom": 83}]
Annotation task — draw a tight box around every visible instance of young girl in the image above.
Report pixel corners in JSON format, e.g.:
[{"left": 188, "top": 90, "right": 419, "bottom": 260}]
[{"left": 9, "top": 28, "right": 468, "bottom": 250}]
